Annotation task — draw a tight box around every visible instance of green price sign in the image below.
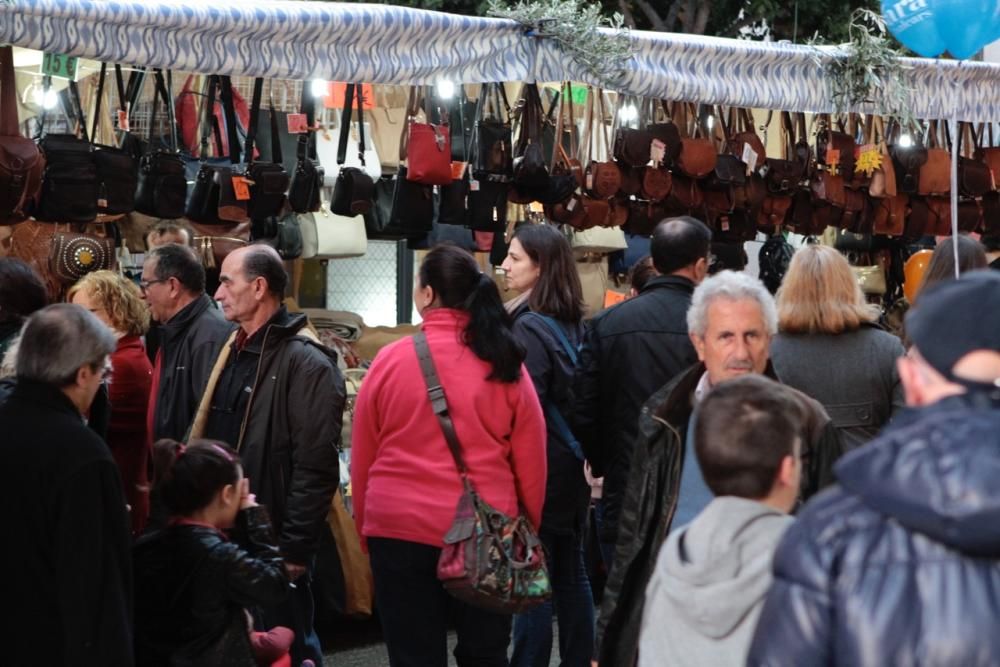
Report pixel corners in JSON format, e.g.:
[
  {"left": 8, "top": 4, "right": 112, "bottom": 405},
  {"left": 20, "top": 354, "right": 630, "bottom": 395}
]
[
  {"left": 41, "top": 52, "right": 79, "bottom": 81},
  {"left": 570, "top": 85, "right": 588, "bottom": 105}
]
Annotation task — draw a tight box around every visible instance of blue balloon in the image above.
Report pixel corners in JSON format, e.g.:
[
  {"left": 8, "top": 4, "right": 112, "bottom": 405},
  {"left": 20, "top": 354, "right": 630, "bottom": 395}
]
[
  {"left": 882, "top": 0, "right": 947, "bottom": 57},
  {"left": 929, "top": 0, "right": 1000, "bottom": 59}
]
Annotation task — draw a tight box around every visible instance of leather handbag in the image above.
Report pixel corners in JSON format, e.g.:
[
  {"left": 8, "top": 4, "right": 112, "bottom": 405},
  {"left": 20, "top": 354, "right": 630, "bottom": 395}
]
[
  {"left": 471, "top": 83, "right": 513, "bottom": 181},
  {"left": 0, "top": 45, "right": 45, "bottom": 224},
  {"left": 839, "top": 188, "right": 872, "bottom": 234},
  {"left": 413, "top": 332, "right": 550, "bottom": 614},
  {"left": 641, "top": 166, "right": 672, "bottom": 201},
  {"left": 757, "top": 194, "right": 793, "bottom": 231},
  {"left": 918, "top": 121, "right": 951, "bottom": 196},
  {"left": 811, "top": 171, "right": 846, "bottom": 208},
  {"left": 364, "top": 170, "right": 434, "bottom": 239},
  {"left": 583, "top": 88, "right": 621, "bottom": 199},
  {"left": 646, "top": 101, "right": 682, "bottom": 168},
  {"left": 250, "top": 211, "right": 303, "bottom": 260},
  {"left": 975, "top": 123, "right": 1000, "bottom": 192},
  {"left": 311, "top": 205, "right": 368, "bottom": 259},
  {"left": 331, "top": 83, "right": 376, "bottom": 216},
  {"left": 816, "top": 116, "right": 856, "bottom": 182},
  {"left": 764, "top": 112, "right": 804, "bottom": 195},
  {"left": 34, "top": 81, "right": 99, "bottom": 223},
  {"left": 88, "top": 64, "right": 137, "bottom": 217},
  {"left": 509, "top": 84, "right": 551, "bottom": 203},
  {"left": 49, "top": 229, "right": 116, "bottom": 284},
  {"left": 403, "top": 87, "right": 452, "bottom": 186},
  {"left": 244, "top": 79, "right": 290, "bottom": 221},
  {"left": 872, "top": 193, "right": 908, "bottom": 236},
  {"left": 613, "top": 96, "right": 653, "bottom": 168},
  {"left": 725, "top": 108, "right": 766, "bottom": 171},
  {"left": 188, "top": 221, "right": 250, "bottom": 269},
  {"left": 135, "top": 70, "right": 187, "bottom": 220},
  {"left": 958, "top": 199, "right": 983, "bottom": 233},
  {"left": 676, "top": 103, "right": 717, "bottom": 179},
  {"left": 889, "top": 122, "right": 928, "bottom": 195},
  {"left": 288, "top": 80, "right": 324, "bottom": 214},
  {"left": 570, "top": 224, "right": 628, "bottom": 253},
  {"left": 868, "top": 117, "right": 898, "bottom": 199},
  {"left": 957, "top": 123, "right": 991, "bottom": 198},
  {"left": 186, "top": 76, "right": 247, "bottom": 224}
]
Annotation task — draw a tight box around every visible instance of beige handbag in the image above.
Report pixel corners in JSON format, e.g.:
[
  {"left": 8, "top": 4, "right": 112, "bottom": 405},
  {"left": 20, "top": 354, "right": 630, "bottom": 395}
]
[
  {"left": 308, "top": 206, "right": 368, "bottom": 259},
  {"left": 570, "top": 225, "right": 627, "bottom": 254},
  {"left": 576, "top": 255, "right": 609, "bottom": 318}
]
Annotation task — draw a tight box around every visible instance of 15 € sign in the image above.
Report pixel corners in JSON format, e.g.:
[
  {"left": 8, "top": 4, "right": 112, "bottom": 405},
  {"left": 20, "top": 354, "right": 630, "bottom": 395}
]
[{"left": 41, "top": 52, "right": 79, "bottom": 81}]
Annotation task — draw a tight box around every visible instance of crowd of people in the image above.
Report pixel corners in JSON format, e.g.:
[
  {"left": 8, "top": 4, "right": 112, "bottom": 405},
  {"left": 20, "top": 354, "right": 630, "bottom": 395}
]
[{"left": 2, "top": 217, "right": 999, "bottom": 667}]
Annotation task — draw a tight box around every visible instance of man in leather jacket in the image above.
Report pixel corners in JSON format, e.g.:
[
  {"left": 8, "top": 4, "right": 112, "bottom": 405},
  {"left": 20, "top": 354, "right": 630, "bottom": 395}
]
[
  {"left": 142, "top": 243, "right": 233, "bottom": 441},
  {"left": 197, "top": 245, "right": 345, "bottom": 665},
  {"left": 573, "top": 217, "right": 712, "bottom": 562},
  {"left": 595, "top": 271, "right": 845, "bottom": 667},
  {"left": 749, "top": 270, "right": 1000, "bottom": 666}
]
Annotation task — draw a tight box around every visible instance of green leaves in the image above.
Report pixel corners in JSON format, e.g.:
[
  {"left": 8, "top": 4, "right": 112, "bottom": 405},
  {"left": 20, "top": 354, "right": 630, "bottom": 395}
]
[{"left": 487, "top": 0, "right": 634, "bottom": 87}]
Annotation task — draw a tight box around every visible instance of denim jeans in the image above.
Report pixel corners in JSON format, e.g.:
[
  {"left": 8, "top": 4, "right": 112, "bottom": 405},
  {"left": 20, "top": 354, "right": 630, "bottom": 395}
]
[
  {"left": 510, "top": 531, "right": 595, "bottom": 667},
  {"left": 368, "top": 537, "right": 513, "bottom": 667},
  {"left": 256, "top": 569, "right": 323, "bottom": 665}
]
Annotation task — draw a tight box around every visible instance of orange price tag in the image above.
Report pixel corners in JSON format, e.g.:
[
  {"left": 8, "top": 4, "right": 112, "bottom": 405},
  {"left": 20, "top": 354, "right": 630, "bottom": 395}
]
[
  {"left": 286, "top": 113, "right": 308, "bottom": 134},
  {"left": 825, "top": 148, "right": 841, "bottom": 166},
  {"left": 450, "top": 161, "right": 467, "bottom": 180},
  {"left": 604, "top": 290, "right": 627, "bottom": 308},
  {"left": 232, "top": 176, "right": 251, "bottom": 201},
  {"left": 116, "top": 109, "right": 130, "bottom": 132}
]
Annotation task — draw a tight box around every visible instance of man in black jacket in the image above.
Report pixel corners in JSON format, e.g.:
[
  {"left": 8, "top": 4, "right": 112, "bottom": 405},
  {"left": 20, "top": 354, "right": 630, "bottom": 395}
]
[
  {"left": 749, "top": 270, "right": 1000, "bottom": 666},
  {"left": 595, "top": 270, "right": 845, "bottom": 667},
  {"left": 196, "top": 245, "right": 345, "bottom": 665},
  {"left": 573, "top": 217, "right": 711, "bottom": 562},
  {"left": 0, "top": 304, "right": 132, "bottom": 666},
  {"left": 142, "top": 243, "right": 233, "bottom": 441}
]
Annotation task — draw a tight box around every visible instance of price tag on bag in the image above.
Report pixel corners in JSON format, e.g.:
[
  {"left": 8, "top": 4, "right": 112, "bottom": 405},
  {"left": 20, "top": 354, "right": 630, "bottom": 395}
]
[
  {"left": 286, "top": 113, "right": 309, "bottom": 134},
  {"left": 116, "top": 109, "right": 130, "bottom": 132},
  {"left": 825, "top": 148, "right": 841, "bottom": 167},
  {"left": 650, "top": 139, "right": 666, "bottom": 166},
  {"left": 232, "top": 176, "right": 251, "bottom": 201},
  {"left": 741, "top": 144, "right": 758, "bottom": 175}
]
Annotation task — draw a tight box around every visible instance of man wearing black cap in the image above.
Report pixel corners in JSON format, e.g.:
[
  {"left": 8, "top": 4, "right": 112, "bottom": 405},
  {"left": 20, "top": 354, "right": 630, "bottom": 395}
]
[{"left": 748, "top": 270, "right": 1000, "bottom": 667}]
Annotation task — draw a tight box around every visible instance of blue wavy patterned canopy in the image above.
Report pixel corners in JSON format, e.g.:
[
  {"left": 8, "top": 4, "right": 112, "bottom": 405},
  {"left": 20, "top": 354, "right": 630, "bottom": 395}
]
[{"left": 2, "top": 0, "right": 999, "bottom": 121}]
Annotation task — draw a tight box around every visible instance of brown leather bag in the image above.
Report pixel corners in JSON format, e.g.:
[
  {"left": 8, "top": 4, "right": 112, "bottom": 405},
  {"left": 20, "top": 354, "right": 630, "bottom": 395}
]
[
  {"left": 758, "top": 195, "right": 793, "bottom": 232},
  {"left": 49, "top": 231, "right": 116, "bottom": 284},
  {"left": 839, "top": 188, "right": 871, "bottom": 234},
  {"left": 617, "top": 163, "right": 643, "bottom": 196},
  {"left": 10, "top": 221, "right": 112, "bottom": 300},
  {"left": 958, "top": 199, "right": 983, "bottom": 233},
  {"left": 816, "top": 116, "right": 856, "bottom": 182},
  {"left": 545, "top": 191, "right": 589, "bottom": 229},
  {"left": 667, "top": 174, "right": 704, "bottom": 211},
  {"left": 869, "top": 118, "right": 898, "bottom": 199},
  {"left": 583, "top": 88, "right": 620, "bottom": 199},
  {"left": 957, "top": 123, "right": 992, "bottom": 198},
  {"left": 811, "top": 171, "right": 846, "bottom": 207},
  {"left": 189, "top": 221, "right": 250, "bottom": 269},
  {"left": 676, "top": 103, "right": 717, "bottom": 179},
  {"left": 725, "top": 108, "right": 766, "bottom": 171},
  {"left": 872, "top": 193, "right": 907, "bottom": 236},
  {"left": 641, "top": 166, "right": 672, "bottom": 200},
  {"left": 918, "top": 121, "right": 951, "bottom": 196},
  {"left": 0, "top": 46, "right": 45, "bottom": 224},
  {"left": 975, "top": 123, "right": 1000, "bottom": 192}
]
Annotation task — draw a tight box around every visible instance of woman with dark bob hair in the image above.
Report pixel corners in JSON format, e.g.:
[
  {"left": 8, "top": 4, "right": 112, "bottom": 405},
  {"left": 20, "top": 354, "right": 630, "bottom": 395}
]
[
  {"left": 916, "top": 234, "right": 987, "bottom": 300},
  {"left": 501, "top": 223, "right": 594, "bottom": 667},
  {"left": 351, "top": 244, "right": 547, "bottom": 667},
  {"left": 0, "top": 257, "right": 47, "bottom": 363},
  {"left": 770, "top": 245, "right": 905, "bottom": 451}
]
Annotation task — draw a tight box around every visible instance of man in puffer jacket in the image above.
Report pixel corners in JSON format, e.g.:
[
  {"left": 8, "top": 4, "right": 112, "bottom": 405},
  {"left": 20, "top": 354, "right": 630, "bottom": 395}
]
[{"left": 749, "top": 270, "right": 1000, "bottom": 666}]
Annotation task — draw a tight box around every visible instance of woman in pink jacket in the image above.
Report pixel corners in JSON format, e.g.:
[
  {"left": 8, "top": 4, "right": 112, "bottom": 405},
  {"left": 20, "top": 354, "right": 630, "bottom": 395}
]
[{"left": 352, "top": 244, "right": 547, "bottom": 667}]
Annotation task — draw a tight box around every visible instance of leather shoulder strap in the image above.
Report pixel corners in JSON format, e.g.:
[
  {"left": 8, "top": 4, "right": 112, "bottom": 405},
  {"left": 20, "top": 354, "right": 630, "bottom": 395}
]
[
  {"left": 413, "top": 332, "right": 471, "bottom": 481},
  {"left": 0, "top": 46, "right": 20, "bottom": 137}
]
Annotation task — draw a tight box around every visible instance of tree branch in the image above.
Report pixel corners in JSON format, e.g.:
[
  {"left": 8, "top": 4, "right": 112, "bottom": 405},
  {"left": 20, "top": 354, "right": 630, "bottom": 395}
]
[
  {"left": 618, "top": 0, "right": 637, "bottom": 28},
  {"left": 693, "top": 0, "right": 712, "bottom": 34},
  {"left": 634, "top": 0, "right": 669, "bottom": 31},
  {"left": 664, "top": 0, "right": 682, "bottom": 31}
]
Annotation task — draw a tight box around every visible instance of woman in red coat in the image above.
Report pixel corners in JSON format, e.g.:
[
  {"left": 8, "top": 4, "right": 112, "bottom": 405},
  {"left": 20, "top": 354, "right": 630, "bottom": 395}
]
[{"left": 69, "top": 270, "right": 153, "bottom": 535}]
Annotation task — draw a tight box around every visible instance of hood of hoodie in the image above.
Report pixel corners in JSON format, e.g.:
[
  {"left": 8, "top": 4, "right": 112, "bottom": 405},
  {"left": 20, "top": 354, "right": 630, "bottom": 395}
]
[
  {"left": 660, "top": 496, "right": 792, "bottom": 638},
  {"left": 836, "top": 392, "right": 1000, "bottom": 557}
]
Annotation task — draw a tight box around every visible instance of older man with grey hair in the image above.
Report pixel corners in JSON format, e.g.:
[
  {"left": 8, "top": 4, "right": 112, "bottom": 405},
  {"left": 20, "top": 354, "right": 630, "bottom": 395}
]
[
  {"left": 0, "top": 304, "right": 134, "bottom": 666},
  {"left": 594, "top": 271, "right": 844, "bottom": 667}
]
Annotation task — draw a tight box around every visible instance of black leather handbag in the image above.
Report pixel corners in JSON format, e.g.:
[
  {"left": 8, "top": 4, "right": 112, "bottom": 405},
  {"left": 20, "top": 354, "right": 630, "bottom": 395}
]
[
  {"left": 331, "top": 83, "right": 375, "bottom": 216},
  {"left": 134, "top": 69, "right": 187, "bottom": 219},
  {"left": 472, "top": 83, "right": 513, "bottom": 181},
  {"left": 364, "top": 168, "right": 433, "bottom": 239},
  {"left": 287, "top": 80, "right": 323, "bottom": 213},
  {"left": 34, "top": 82, "right": 98, "bottom": 223},
  {"left": 88, "top": 63, "right": 137, "bottom": 216},
  {"left": 251, "top": 211, "right": 303, "bottom": 260},
  {"left": 186, "top": 76, "right": 247, "bottom": 224},
  {"left": 244, "top": 79, "right": 290, "bottom": 221}
]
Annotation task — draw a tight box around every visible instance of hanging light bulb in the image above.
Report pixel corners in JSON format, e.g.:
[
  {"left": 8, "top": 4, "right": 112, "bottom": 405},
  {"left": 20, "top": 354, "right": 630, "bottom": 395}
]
[
  {"left": 436, "top": 79, "right": 456, "bottom": 100},
  {"left": 310, "top": 79, "right": 328, "bottom": 98},
  {"left": 618, "top": 103, "right": 638, "bottom": 123},
  {"left": 42, "top": 88, "right": 58, "bottom": 110},
  {"left": 706, "top": 114, "right": 716, "bottom": 131},
  {"left": 898, "top": 133, "right": 914, "bottom": 148}
]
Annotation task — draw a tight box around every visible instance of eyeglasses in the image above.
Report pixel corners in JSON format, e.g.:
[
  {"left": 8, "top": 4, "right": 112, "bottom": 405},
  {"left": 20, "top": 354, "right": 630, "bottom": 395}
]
[{"left": 139, "top": 278, "right": 168, "bottom": 292}]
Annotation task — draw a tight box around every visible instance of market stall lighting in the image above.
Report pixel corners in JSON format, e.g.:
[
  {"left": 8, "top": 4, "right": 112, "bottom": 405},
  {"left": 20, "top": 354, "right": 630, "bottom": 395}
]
[
  {"left": 898, "top": 133, "right": 914, "bottom": 148},
  {"left": 706, "top": 114, "right": 715, "bottom": 130},
  {"left": 32, "top": 86, "right": 58, "bottom": 110},
  {"left": 618, "top": 103, "right": 638, "bottom": 123},
  {"left": 310, "top": 79, "right": 328, "bottom": 98},
  {"left": 436, "top": 79, "right": 456, "bottom": 100}
]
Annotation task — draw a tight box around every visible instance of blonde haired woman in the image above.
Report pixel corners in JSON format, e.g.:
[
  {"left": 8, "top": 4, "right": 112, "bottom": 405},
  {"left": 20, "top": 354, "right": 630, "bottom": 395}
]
[
  {"left": 770, "top": 245, "right": 904, "bottom": 451},
  {"left": 69, "top": 271, "right": 154, "bottom": 534}
]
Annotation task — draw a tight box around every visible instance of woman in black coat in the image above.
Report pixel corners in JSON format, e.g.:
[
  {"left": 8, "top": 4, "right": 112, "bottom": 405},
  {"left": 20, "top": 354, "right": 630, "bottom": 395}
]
[{"left": 501, "top": 225, "right": 594, "bottom": 667}]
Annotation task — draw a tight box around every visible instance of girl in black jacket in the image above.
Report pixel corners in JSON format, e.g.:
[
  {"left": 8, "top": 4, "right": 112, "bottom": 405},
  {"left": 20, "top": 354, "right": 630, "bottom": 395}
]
[
  {"left": 501, "top": 225, "right": 594, "bottom": 667},
  {"left": 134, "top": 439, "right": 290, "bottom": 667}
]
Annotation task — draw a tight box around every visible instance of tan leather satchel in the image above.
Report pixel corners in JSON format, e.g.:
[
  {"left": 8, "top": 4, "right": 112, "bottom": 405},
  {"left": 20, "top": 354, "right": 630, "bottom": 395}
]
[{"left": 918, "top": 121, "right": 951, "bottom": 196}]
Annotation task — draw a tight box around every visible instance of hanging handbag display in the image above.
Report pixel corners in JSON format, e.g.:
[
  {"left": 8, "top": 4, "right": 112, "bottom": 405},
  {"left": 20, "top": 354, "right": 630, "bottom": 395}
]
[
  {"left": 613, "top": 95, "right": 653, "bottom": 169},
  {"left": 244, "top": 79, "right": 290, "bottom": 221},
  {"left": 312, "top": 204, "right": 368, "bottom": 259},
  {"left": 186, "top": 76, "right": 247, "bottom": 224},
  {"left": 868, "top": 117, "right": 898, "bottom": 199},
  {"left": 646, "top": 101, "right": 682, "bottom": 169},
  {"left": 88, "top": 63, "right": 136, "bottom": 217},
  {"left": 403, "top": 86, "right": 452, "bottom": 186},
  {"left": 675, "top": 103, "right": 717, "bottom": 180},
  {"left": 956, "top": 123, "right": 992, "bottom": 198},
  {"left": 975, "top": 123, "right": 1000, "bottom": 192},
  {"left": 471, "top": 82, "right": 513, "bottom": 181},
  {"left": 134, "top": 69, "right": 187, "bottom": 220},
  {"left": 765, "top": 112, "right": 806, "bottom": 195},
  {"left": 917, "top": 121, "right": 951, "bottom": 196},
  {"left": 189, "top": 221, "right": 250, "bottom": 269},
  {"left": 250, "top": 211, "right": 303, "bottom": 260},
  {"left": 287, "top": 79, "right": 324, "bottom": 214},
  {"left": 872, "top": 193, "right": 908, "bottom": 236},
  {"left": 412, "top": 332, "right": 550, "bottom": 614},
  {"left": 0, "top": 45, "right": 44, "bottom": 224},
  {"left": 583, "top": 88, "right": 621, "bottom": 200},
  {"left": 509, "top": 83, "right": 551, "bottom": 202},
  {"left": 364, "top": 170, "right": 434, "bottom": 239},
  {"left": 816, "top": 115, "right": 856, "bottom": 182},
  {"left": 34, "top": 80, "right": 99, "bottom": 223},
  {"left": 331, "top": 83, "right": 376, "bottom": 216},
  {"left": 725, "top": 107, "right": 766, "bottom": 171},
  {"left": 49, "top": 227, "right": 116, "bottom": 284}
]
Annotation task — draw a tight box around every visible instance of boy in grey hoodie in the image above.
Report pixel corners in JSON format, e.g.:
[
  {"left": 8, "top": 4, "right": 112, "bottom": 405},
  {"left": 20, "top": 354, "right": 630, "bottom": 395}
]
[{"left": 638, "top": 375, "right": 802, "bottom": 667}]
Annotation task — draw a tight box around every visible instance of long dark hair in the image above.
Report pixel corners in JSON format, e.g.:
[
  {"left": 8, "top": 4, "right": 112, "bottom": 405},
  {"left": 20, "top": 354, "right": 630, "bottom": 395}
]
[
  {"left": 919, "top": 235, "right": 988, "bottom": 299},
  {"left": 419, "top": 244, "right": 525, "bottom": 383},
  {"left": 151, "top": 439, "right": 242, "bottom": 516},
  {"left": 512, "top": 225, "right": 584, "bottom": 323}
]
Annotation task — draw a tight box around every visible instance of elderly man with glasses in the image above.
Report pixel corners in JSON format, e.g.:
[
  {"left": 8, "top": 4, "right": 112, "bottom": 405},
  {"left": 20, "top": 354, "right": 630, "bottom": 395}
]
[{"left": 141, "top": 243, "right": 233, "bottom": 445}]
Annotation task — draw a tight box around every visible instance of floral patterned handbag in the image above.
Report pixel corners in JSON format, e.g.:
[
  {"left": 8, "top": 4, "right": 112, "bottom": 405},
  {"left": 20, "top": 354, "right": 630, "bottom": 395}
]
[{"left": 413, "top": 332, "right": 551, "bottom": 614}]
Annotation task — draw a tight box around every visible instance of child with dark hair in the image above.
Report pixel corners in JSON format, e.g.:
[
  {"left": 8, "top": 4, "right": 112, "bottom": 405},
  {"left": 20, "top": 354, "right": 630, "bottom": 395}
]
[{"left": 134, "top": 439, "right": 292, "bottom": 667}]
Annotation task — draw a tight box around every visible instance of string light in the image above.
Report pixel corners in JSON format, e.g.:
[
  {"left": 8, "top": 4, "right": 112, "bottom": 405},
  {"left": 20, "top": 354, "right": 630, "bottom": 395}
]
[
  {"left": 436, "top": 80, "right": 456, "bottom": 100},
  {"left": 310, "top": 79, "right": 328, "bottom": 98},
  {"left": 898, "top": 133, "right": 914, "bottom": 148},
  {"left": 618, "top": 103, "right": 638, "bottom": 123}
]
